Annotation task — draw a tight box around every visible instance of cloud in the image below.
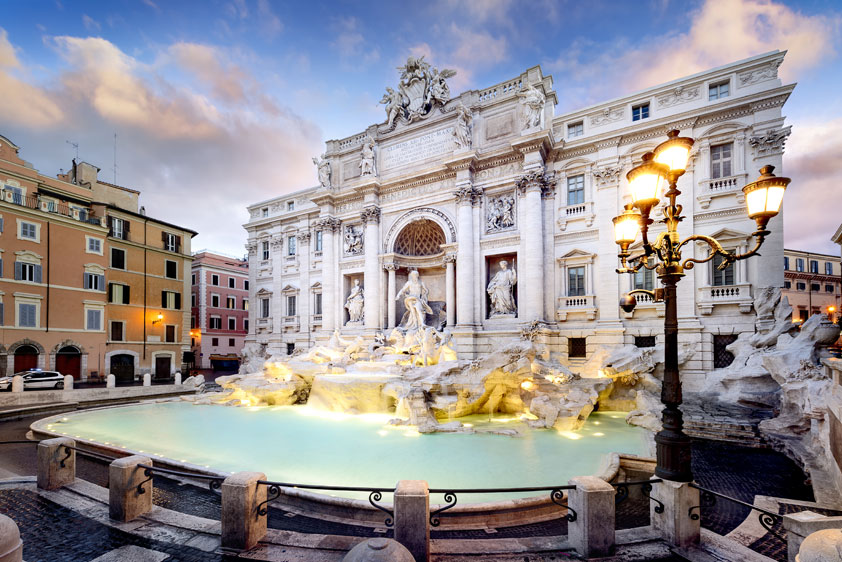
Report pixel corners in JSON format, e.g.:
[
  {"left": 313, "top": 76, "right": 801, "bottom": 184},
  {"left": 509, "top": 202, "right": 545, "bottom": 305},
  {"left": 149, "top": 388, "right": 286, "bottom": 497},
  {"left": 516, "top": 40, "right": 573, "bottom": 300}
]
[
  {"left": 0, "top": 28, "right": 20, "bottom": 68},
  {"left": 169, "top": 42, "right": 247, "bottom": 104},
  {"left": 0, "top": 29, "right": 64, "bottom": 128},
  {"left": 331, "top": 17, "right": 380, "bottom": 68},
  {"left": 140, "top": 0, "right": 160, "bottom": 12},
  {"left": 81, "top": 14, "right": 100, "bottom": 32},
  {"left": 257, "top": 0, "right": 283, "bottom": 37},
  {"left": 439, "top": 0, "right": 514, "bottom": 24}
]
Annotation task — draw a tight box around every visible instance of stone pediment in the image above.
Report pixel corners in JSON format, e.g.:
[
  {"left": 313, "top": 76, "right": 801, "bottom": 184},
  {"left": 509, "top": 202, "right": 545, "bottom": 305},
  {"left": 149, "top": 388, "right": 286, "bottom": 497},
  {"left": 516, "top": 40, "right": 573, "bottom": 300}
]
[
  {"left": 559, "top": 248, "right": 594, "bottom": 260},
  {"left": 705, "top": 228, "right": 752, "bottom": 241},
  {"left": 281, "top": 284, "right": 299, "bottom": 293},
  {"left": 255, "top": 288, "right": 272, "bottom": 297}
]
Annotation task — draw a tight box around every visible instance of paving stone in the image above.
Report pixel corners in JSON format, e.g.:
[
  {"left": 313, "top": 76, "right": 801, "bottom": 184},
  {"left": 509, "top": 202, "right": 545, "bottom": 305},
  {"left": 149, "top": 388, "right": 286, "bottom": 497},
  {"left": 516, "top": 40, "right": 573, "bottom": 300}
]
[{"left": 89, "top": 545, "right": 170, "bottom": 562}]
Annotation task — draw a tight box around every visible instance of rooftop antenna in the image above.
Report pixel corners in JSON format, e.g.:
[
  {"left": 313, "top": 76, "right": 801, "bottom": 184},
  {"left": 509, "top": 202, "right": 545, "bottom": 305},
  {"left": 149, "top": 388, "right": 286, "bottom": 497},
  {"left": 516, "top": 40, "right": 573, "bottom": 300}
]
[
  {"left": 66, "top": 140, "right": 79, "bottom": 161},
  {"left": 112, "top": 132, "right": 118, "bottom": 184}
]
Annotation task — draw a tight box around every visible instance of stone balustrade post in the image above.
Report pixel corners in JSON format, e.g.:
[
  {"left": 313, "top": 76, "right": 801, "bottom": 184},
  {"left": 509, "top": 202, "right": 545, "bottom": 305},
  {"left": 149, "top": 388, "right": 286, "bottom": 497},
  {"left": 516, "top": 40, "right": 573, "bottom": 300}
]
[
  {"left": 62, "top": 375, "right": 73, "bottom": 391},
  {"left": 394, "top": 480, "right": 430, "bottom": 562},
  {"left": 652, "top": 480, "right": 700, "bottom": 549},
  {"left": 106, "top": 374, "right": 115, "bottom": 388},
  {"left": 10, "top": 376, "right": 22, "bottom": 393},
  {"left": 108, "top": 455, "right": 153, "bottom": 522},
  {"left": 221, "top": 472, "right": 267, "bottom": 552},
  {"left": 37, "top": 437, "right": 75, "bottom": 490},
  {"left": 0, "top": 513, "right": 22, "bottom": 562},
  {"left": 567, "top": 476, "right": 615, "bottom": 558},
  {"left": 175, "top": 372, "right": 182, "bottom": 385},
  {"left": 142, "top": 373, "right": 151, "bottom": 386},
  {"left": 783, "top": 511, "right": 842, "bottom": 562}
]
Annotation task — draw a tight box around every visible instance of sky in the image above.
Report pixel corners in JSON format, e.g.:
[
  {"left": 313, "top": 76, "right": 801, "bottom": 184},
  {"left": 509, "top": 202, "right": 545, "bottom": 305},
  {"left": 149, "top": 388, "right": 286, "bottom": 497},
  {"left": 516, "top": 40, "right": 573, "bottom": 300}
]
[{"left": 1, "top": 0, "right": 841, "bottom": 257}]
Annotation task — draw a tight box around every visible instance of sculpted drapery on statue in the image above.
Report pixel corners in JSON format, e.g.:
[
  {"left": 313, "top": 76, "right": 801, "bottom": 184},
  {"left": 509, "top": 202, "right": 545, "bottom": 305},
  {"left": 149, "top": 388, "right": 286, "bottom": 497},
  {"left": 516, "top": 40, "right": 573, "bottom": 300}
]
[
  {"left": 487, "top": 260, "right": 517, "bottom": 316},
  {"left": 396, "top": 270, "right": 433, "bottom": 331},
  {"left": 517, "top": 84, "right": 546, "bottom": 130},
  {"left": 453, "top": 105, "right": 472, "bottom": 149},
  {"left": 359, "top": 136, "right": 377, "bottom": 177},
  {"left": 379, "top": 56, "right": 456, "bottom": 126},
  {"left": 345, "top": 279, "right": 364, "bottom": 324},
  {"left": 312, "top": 154, "right": 331, "bottom": 188}
]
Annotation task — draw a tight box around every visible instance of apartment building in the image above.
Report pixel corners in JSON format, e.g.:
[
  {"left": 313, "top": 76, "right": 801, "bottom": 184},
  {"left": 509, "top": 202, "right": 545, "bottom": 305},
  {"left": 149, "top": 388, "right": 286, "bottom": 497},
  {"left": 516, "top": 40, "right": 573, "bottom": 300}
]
[
  {"left": 190, "top": 251, "right": 249, "bottom": 369},
  {"left": 783, "top": 249, "right": 841, "bottom": 322}
]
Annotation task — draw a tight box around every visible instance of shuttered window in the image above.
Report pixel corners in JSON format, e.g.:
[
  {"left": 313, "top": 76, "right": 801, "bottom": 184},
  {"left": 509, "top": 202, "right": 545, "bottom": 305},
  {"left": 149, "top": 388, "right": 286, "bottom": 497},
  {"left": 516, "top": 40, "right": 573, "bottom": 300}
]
[
  {"left": 86, "top": 309, "right": 102, "bottom": 331},
  {"left": 14, "top": 262, "right": 41, "bottom": 283},
  {"left": 83, "top": 272, "right": 105, "bottom": 291},
  {"left": 109, "top": 283, "right": 130, "bottom": 304},
  {"left": 18, "top": 303, "right": 37, "bottom": 327},
  {"left": 161, "top": 291, "right": 181, "bottom": 310}
]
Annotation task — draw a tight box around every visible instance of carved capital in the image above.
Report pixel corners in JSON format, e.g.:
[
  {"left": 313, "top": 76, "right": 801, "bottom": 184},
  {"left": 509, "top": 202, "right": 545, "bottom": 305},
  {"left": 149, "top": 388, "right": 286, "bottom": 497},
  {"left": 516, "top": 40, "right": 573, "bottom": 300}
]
[
  {"left": 516, "top": 169, "right": 555, "bottom": 197},
  {"left": 592, "top": 165, "right": 621, "bottom": 188},
  {"left": 270, "top": 235, "right": 284, "bottom": 249},
  {"left": 454, "top": 186, "right": 474, "bottom": 205},
  {"left": 361, "top": 206, "right": 381, "bottom": 225},
  {"left": 317, "top": 216, "right": 342, "bottom": 232},
  {"left": 246, "top": 242, "right": 257, "bottom": 256},
  {"left": 383, "top": 263, "right": 399, "bottom": 272},
  {"left": 297, "top": 231, "right": 311, "bottom": 245},
  {"left": 443, "top": 253, "right": 458, "bottom": 264}
]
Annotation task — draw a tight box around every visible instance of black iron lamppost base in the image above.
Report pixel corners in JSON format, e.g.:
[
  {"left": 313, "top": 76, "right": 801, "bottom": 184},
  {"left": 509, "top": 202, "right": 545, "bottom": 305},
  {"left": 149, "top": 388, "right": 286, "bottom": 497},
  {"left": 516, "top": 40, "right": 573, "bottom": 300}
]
[{"left": 655, "top": 427, "right": 693, "bottom": 482}]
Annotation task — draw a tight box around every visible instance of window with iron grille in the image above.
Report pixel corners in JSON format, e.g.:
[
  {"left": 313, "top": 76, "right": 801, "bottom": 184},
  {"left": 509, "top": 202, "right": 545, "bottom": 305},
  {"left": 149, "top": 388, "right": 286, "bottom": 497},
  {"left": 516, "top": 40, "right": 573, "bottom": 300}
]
[
  {"left": 713, "top": 334, "right": 738, "bottom": 368},
  {"left": 635, "top": 336, "right": 656, "bottom": 348},
  {"left": 568, "top": 337, "right": 587, "bottom": 358}
]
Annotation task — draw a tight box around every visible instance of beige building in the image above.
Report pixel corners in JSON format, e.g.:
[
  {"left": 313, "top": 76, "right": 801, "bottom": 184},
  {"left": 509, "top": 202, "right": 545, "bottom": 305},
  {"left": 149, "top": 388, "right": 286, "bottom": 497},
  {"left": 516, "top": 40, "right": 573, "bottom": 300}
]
[{"left": 782, "top": 248, "right": 841, "bottom": 323}]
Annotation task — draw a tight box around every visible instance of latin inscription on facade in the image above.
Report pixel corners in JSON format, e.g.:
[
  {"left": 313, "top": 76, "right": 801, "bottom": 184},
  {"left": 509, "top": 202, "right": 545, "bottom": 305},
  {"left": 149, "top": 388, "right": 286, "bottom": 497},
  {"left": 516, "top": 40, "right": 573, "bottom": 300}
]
[{"left": 381, "top": 127, "right": 454, "bottom": 170}]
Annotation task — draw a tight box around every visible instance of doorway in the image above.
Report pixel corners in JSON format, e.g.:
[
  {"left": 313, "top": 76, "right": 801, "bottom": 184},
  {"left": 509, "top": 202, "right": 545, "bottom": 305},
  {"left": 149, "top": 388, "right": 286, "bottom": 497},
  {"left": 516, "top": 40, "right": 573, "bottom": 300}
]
[
  {"left": 55, "top": 346, "right": 82, "bottom": 379},
  {"left": 13, "top": 345, "right": 38, "bottom": 373},
  {"left": 111, "top": 354, "right": 135, "bottom": 383},
  {"left": 155, "top": 356, "right": 172, "bottom": 380}
]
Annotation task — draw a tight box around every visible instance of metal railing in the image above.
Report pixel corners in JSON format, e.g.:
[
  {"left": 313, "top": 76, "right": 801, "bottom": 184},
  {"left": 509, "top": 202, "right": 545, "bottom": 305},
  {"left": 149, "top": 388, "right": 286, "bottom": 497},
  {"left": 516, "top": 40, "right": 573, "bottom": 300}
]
[
  {"left": 0, "top": 189, "right": 103, "bottom": 226},
  {"left": 688, "top": 483, "right": 784, "bottom": 540},
  {"left": 135, "top": 464, "right": 224, "bottom": 495},
  {"left": 614, "top": 479, "right": 664, "bottom": 513},
  {"left": 256, "top": 480, "right": 395, "bottom": 526},
  {"left": 426, "top": 485, "right": 577, "bottom": 527}
]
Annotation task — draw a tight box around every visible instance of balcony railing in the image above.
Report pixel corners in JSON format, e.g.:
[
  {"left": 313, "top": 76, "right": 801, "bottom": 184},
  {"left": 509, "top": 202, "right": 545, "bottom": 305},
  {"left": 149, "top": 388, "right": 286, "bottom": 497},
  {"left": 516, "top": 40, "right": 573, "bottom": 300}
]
[
  {"left": 255, "top": 317, "right": 273, "bottom": 332},
  {"left": 697, "top": 283, "right": 753, "bottom": 315},
  {"left": 557, "top": 201, "right": 595, "bottom": 230},
  {"left": 1, "top": 189, "right": 103, "bottom": 226},
  {"left": 697, "top": 174, "right": 747, "bottom": 209},
  {"left": 557, "top": 294, "right": 597, "bottom": 321}
]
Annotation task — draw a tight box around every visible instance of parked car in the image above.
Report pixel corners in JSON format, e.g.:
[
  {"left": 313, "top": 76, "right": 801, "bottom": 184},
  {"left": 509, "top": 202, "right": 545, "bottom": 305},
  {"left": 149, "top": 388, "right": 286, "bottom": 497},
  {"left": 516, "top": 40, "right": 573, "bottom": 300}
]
[{"left": 0, "top": 370, "right": 65, "bottom": 391}]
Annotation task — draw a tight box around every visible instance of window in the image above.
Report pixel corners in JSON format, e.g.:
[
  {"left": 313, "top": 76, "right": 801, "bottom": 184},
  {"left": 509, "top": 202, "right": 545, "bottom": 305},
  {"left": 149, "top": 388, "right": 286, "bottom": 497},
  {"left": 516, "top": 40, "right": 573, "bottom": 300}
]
[
  {"left": 713, "top": 335, "right": 738, "bottom": 368},
  {"left": 709, "top": 81, "right": 729, "bottom": 101},
  {"left": 110, "top": 321, "right": 124, "bottom": 342},
  {"left": 315, "top": 231, "right": 323, "bottom": 252},
  {"left": 109, "top": 283, "right": 130, "bottom": 304},
  {"left": 810, "top": 260, "right": 819, "bottom": 274},
  {"left": 568, "top": 266, "right": 586, "bottom": 296},
  {"left": 799, "top": 308, "right": 808, "bottom": 321},
  {"left": 191, "top": 293, "right": 196, "bottom": 307},
  {"left": 568, "top": 337, "right": 587, "bottom": 358},
  {"left": 211, "top": 274, "right": 219, "bottom": 286},
  {"left": 287, "top": 201, "right": 294, "bottom": 211},
  {"left": 210, "top": 316, "right": 221, "bottom": 329},
  {"left": 111, "top": 248, "right": 126, "bottom": 270},
  {"left": 191, "top": 273, "right": 196, "bottom": 285},
  {"left": 244, "top": 319, "right": 249, "bottom": 331},
  {"left": 226, "top": 297, "right": 235, "bottom": 309},
  {"left": 86, "top": 308, "right": 102, "bottom": 331},
  {"left": 163, "top": 232, "right": 179, "bottom": 253},
  {"left": 567, "top": 174, "right": 585, "bottom": 206},
  {"left": 796, "top": 282, "right": 806, "bottom": 291},
  {"left": 826, "top": 284, "right": 835, "bottom": 293},
  {"left": 568, "top": 121, "right": 583, "bottom": 138},
  {"left": 314, "top": 293, "right": 322, "bottom": 315},
  {"left": 162, "top": 291, "right": 181, "bottom": 310},
  {"left": 262, "top": 241, "right": 269, "bottom": 260},
  {"left": 784, "top": 281, "right": 791, "bottom": 289},
  {"left": 190, "top": 316, "right": 196, "bottom": 328},
  {"left": 288, "top": 236, "right": 296, "bottom": 256},
  {"left": 712, "top": 254, "right": 735, "bottom": 286},
  {"left": 17, "top": 302, "right": 37, "bottom": 327},
  {"left": 287, "top": 295, "right": 297, "bottom": 316},
  {"left": 635, "top": 336, "right": 656, "bottom": 348},
  {"left": 212, "top": 337, "right": 219, "bottom": 346},
  {"left": 165, "top": 325, "right": 176, "bottom": 343},
  {"left": 15, "top": 262, "right": 41, "bottom": 283},
  {"left": 86, "top": 237, "right": 102, "bottom": 255},
  {"left": 165, "top": 260, "right": 178, "bottom": 279},
  {"left": 110, "top": 217, "right": 128, "bottom": 240},
  {"left": 229, "top": 338, "right": 235, "bottom": 347},
  {"left": 242, "top": 298, "right": 249, "bottom": 310},
  {"left": 784, "top": 257, "right": 789, "bottom": 270},
  {"left": 228, "top": 317, "right": 236, "bottom": 330},
  {"left": 5, "top": 185, "right": 23, "bottom": 204},
  {"left": 261, "top": 207, "right": 268, "bottom": 217},
  {"left": 826, "top": 262, "right": 834, "bottom": 275},
  {"left": 20, "top": 221, "right": 37, "bottom": 241},
  {"left": 796, "top": 258, "right": 804, "bottom": 272},
  {"left": 710, "top": 143, "right": 732, "bottom": 179},
  {"left": 228, "top": 277, "right": 235, "bottom": 288},
  {"left": 634, "top": 260, "right": 654, "bottom": 291},
  {"left": 286, "top": 343, "right": 295, "bottom": 355},
  {"left": 211, "top": 294, "right": 220, "bottom": 307},
  {"left": 811, "top": 283, "right": 820, "bottom": 292},
  {"left": 83, "top": 272, "right": 104, "bottom": 291},
  {"left": 632, "top": 103, "right": 649, "bottom": 121},
  {"left": 261, "top": 298, "right": 270, "bottom": 318}
]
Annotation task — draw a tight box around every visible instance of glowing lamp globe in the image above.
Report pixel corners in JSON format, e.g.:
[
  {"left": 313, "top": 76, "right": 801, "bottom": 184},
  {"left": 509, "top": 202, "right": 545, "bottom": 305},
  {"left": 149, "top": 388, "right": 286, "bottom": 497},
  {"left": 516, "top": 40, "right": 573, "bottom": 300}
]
[
  {"left": 654, "top": 129, "right": 694, "bottom": 174},
  {"left": 627, "top": 152, "right": 668, "bottom": 212},
  {"left": 743, "top": 165, "right": 789, "bottom": 224},
  {"left": 613, "top": 208, "right": 641, "bottom": 246}
]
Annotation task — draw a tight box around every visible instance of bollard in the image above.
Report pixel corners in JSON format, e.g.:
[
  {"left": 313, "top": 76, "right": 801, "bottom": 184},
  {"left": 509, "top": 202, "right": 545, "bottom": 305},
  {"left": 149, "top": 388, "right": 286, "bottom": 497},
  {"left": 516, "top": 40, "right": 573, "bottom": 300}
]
[
  {"left": 142, "top": 373, "right": 151, "bottom": 387},
  {"left": 394, "top": 480, "right": 430, "bottom": 562},
  {"left": 108, "top": 455, "right": 153, "bottom": 522},
  {"left": 10, "top": 376, "right": 22, "bottom": 393},
  {"left": 175, "top": 371, "right": 182, "bottom": 385},
  {"left": 568, "top": 476, "right": 615, "bottom": 558},
  {"left": 652, "top": 480, "right": 700, "bottom": 549},
  {"left": 63, "top": 375, "right": 73, "bottom": 391},
  {"left": 36, "top": 437, "right": 75, "bottom": 490},
  {"left": 0, "top": 513, "right": 23, "bottom": 562},
  {"left": 783, "top": 511, "right": 842, "bottom": 562},
  {"left": 221, "top": 472, "right": 267, "bottom": 552},
  {"left": 106, "top": 374, "right": 115, "bottom": 388}
]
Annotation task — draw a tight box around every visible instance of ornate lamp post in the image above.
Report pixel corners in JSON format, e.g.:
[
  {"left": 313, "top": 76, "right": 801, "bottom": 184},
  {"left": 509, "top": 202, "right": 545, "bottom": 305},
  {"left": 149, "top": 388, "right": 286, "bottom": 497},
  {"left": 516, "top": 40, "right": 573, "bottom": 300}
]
[{"left": 613, "top": 129, "right": 790, "bottom": 482}]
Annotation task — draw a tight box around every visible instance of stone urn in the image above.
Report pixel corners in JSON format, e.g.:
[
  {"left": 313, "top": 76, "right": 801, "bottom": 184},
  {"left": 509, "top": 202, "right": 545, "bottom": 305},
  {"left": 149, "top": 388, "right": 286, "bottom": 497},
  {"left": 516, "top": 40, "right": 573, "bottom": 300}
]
[
  {"left": 796, "top": 528, "right": 842, "bottom": 562},
  {"left": 342, "top": 538, "right": 414, "bottom": 562},
  {"left": 814, "top": 316, "right": 842, "bottom": 347},
  {"left": 0, "top": 513, "right": 22, "bottom": 562}
]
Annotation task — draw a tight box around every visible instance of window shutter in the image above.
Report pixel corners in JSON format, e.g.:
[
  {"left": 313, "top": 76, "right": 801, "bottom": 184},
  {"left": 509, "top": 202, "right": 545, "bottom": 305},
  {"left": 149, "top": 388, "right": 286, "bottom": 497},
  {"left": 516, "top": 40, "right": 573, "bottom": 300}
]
[
  {"left": 124, "top": 220, "right": 130, "bottom": 235},
  {"left": 106, "top": 216, "right": 113, "bottom": 236},
  {"left": 83, "top": 273, "right": 90, "bottom": 289},
  {"left": 123, "top": 285, "right": 130, "bottom": 304},
  {"left": 162, "top": 231, "right": 167, "bottom": 243},
  {"left": 0, "top": 303, "right": 3, "bottom": 325},
  {"left": 34, "top": 265, "right": 42, "bottom": 284},
  {"left": 98, "top": 274, "right": 105, "bottom": 290},
  {"left": 0, "top": 258, "right": 3, "bottom": 277},
  {"left": 14, "top": 261, "right": 21, "bottom": 281},
  {"left": 0, "top": 216, "right": 4, "bottom": 232},
  {"left": 26, "top": 305, "right": 34, "bottom": 327},
  {"left": 174, "top": 292, "right": 181, "bottom": 310},
  {"left": 175, "top": 235, "right": 181, "bottom": 253},
  {"left": 108, "top": 283, "right": 114, "bottom": 302}
]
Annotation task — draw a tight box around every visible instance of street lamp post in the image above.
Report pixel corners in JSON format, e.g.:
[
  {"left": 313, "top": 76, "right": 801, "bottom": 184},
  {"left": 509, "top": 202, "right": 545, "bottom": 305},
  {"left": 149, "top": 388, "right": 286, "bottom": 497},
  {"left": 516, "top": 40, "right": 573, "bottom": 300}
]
[{"left": 613, "top": 130, "right": 790, "bottom": 482}]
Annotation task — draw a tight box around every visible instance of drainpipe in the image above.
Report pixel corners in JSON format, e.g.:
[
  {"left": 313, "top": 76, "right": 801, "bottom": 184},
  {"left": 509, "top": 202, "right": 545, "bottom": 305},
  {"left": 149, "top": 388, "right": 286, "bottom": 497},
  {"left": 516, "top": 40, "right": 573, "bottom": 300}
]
[
  {"left": 46, "top": 222, "right": 50, "bottom": 333},
  {"left": 142, "top": 217, "right": 148, "bottom": 362}
]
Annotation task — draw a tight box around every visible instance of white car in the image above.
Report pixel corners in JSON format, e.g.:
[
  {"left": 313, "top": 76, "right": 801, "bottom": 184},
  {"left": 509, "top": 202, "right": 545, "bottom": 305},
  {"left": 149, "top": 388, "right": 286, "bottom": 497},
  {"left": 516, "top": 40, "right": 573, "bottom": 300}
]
[{"left": 0, "top": 370, "right": 65, "bottom": 391}]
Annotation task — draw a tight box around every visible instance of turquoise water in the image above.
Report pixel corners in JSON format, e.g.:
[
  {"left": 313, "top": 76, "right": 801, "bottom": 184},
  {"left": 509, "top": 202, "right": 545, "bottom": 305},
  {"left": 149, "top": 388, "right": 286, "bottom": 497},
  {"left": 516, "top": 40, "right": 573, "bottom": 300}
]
[{"left": 44, "top": 403, "right": 650, "bottom": 502}]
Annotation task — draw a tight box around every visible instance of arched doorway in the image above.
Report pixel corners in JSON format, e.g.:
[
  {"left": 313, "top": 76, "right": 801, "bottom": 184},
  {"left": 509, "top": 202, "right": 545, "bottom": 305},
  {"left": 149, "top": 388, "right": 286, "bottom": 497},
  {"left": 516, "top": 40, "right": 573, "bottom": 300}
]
[
  {"left": 13, "top": 345, "right": 38, "bottom": 373},
  {"left": 111, "top": 354, "right": 135, "bottom": 384},
  {"left": 56, "top": 346, "right": 82, "bottom": 379}
]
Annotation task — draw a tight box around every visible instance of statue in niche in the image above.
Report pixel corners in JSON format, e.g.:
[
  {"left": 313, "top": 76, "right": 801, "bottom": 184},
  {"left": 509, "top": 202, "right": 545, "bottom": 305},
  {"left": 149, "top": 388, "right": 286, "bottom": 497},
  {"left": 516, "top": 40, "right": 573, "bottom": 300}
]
[
  {"left": 380, "top": 87, "right": 404, "bottom": 129},
  {"left": 312, "top": 154, "right": 331, "bottom": 188},
  {"left": 343, "top": 225, "right": 363, "bottom": 255},
  {"left": 517, "top": 84, "right": 545, "bottom": 130},
  {"left": 487, "top": 260, "right": 518, "bottom": 316},
  {"left": 453, "top": 106, "right": 472, "bottom": 150},
  {"left": 486, "top": 195, "right": 515, "bottom": 232},
  {"left": 345, "top": 279, "right": 365, "bottom": 324},
  {"left": 359, "top": 136, "right": 377, "bottom": 176},
  {"left": 396, "top": 270, "right": 433, "bottom": 332}
]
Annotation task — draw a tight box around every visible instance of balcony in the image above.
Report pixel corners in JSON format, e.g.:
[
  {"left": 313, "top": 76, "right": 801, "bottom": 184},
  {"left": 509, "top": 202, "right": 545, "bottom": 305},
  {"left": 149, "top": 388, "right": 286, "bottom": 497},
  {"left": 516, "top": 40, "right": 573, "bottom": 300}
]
[
  {"left": 1, "top": 189, "right": 104, "bottom": 226},
  {"left": 255, "top": 317, "right": 273, "bottom": 332},
  {"left": 556, "top": 201, "right": 595, "bottom": 231},
  {"left": 623, "top": 291, "right": 665, "bottom": 318},
  {"left": 557, "top": 294, "right": 597, "bottom": 321},
  {"left": 697, "top": 283, "right": 753, "bottom": 315},
  {"left": 697, "top": 174, "right": 747, "bottom": 209}
]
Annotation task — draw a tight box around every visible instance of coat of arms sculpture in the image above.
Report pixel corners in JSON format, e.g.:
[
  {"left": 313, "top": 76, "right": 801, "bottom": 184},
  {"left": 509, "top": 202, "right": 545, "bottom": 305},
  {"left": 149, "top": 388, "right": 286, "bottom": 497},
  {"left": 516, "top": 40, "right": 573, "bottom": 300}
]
[{"left": 379, "top": 56, "right": 456, "bottom": 128}]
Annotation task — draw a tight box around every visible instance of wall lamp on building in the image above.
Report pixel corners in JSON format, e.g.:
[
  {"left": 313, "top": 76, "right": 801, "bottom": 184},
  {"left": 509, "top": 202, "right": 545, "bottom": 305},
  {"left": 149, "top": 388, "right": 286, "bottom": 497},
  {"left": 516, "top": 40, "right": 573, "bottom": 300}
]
[
  {"left": 612, "top": 129, "right": 790, "bottom": 483},
  {"left": 152, "top": 313, "right": 164, "bottom": 325}
]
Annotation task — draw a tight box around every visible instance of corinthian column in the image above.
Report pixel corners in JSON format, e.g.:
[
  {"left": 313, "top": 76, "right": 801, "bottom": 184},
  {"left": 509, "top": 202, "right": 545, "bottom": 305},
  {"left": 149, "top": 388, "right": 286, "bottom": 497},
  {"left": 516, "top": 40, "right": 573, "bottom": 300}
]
[
  {"left": 385, "top": 264, "right": 398, "bottom": 328},
  {"left": 444, "top": 254, "right": 456, "bottom": 327},
  {"left": 297, "top": 230, "right": 311, "bottom": 337},
  {"left": 362, "top": 206, "right": 381, "bottom": 330},
  {"left": 516, "top": 170, "right": 550, "bottom": 322},
  {"left": 319, "top": 217, "right": 340, "bottom": 333},
  {"left": 455, "top": 185, "right": 476, "bottom": 326}
]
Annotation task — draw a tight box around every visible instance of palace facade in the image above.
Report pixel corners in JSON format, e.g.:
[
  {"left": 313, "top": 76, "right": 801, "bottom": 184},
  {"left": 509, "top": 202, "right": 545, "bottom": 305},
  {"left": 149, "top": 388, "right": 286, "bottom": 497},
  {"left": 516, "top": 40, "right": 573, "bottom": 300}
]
[{"left": 243, "top": 51, "right": 792, "bottom": 387}]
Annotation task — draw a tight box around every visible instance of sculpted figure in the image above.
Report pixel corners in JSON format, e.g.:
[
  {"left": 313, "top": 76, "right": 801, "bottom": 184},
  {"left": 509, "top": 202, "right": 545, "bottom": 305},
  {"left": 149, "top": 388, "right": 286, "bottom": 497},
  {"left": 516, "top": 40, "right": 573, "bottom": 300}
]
[
  {"left": 453, "top": 106, "right": 472, "bottom": 149},
  {"left": 396, "top": 270, "right": 433, "bottom": 331},
  {"left": 312, "top": 154, "right": 331, "bottom": 188},
  {"left": 344, "top": 225, "right": 363, "bottom": 255},
  {"left": 380, "top": 87, "right": 404, "bottom": 128},
  {"left": 359, "top": 136, "right": 377, "bottom": 176},
  {"left": 487, "top": 260, "right": 518, "bottom": 316},
  {"left": 345, "top": 279, "right": 365, "bottom": 323},
  {"left": 430, "top": 67, "right": 456, "bottom": 105},
  {"left": 517, "top": 84, "right": 545, "bottom": 129}
]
